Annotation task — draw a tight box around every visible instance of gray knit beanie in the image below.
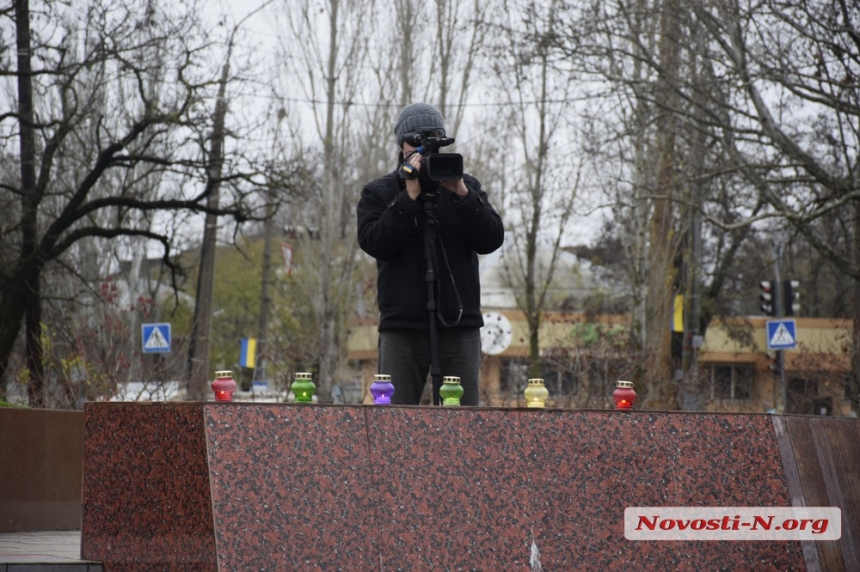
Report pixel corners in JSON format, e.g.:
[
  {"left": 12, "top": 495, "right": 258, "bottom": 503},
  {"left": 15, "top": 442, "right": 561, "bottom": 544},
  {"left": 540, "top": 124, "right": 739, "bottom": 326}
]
[{"left": 394, "top": 102, "right": 445, "bottom": 145}]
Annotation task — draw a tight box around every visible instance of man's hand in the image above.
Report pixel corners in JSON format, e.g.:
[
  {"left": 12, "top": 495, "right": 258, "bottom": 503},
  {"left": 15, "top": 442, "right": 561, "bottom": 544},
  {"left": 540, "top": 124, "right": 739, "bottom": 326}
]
[
  {"left": 440, "top": 178, "right": 469, "bottom": 198},
  {"left": 405, "top": 151, "right": 422, "bottom": 200}
]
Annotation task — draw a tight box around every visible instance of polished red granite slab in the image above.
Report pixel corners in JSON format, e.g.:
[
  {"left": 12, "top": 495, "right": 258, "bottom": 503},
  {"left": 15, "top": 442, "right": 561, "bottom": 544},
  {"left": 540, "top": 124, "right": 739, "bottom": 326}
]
[
  {"left": 518, "top": 411, "right": 803, "bottom": 571},
  {"left": 82, "top": 403, "right": 821, "bottom": 570},
  {"left": 363, "top": 409, "right": 802, "bottom": 571},
  {"left": 363, "top": 406, "right": 532, "bottom": 570},
  {"left": 81, "top": 403, "right": 217, "bottom": 571},
  {"left": 204, "top": 405, "right": 376, "bottom": 570}
]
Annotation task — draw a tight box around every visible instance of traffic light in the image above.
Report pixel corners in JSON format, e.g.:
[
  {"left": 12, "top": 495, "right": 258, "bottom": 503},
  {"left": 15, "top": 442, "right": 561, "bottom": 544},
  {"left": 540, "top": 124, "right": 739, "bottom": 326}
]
[
  {"left": 759, "top": 280, "right": 777, "bottom": 316},
  {"left": 783, "top": 280, "right": 800, "bottom": 316}
]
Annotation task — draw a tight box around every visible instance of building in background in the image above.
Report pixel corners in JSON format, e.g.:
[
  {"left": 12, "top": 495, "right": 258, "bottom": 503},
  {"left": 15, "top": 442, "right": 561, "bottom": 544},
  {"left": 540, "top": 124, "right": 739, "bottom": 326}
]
[{"left": 349, "top": 245, "right": 855, "bottom": 415}]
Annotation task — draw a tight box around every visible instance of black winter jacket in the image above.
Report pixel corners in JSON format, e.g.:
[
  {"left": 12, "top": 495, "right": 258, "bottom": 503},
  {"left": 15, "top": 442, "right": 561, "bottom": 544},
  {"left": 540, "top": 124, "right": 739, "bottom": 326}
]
[{"left": 357, "top": 171, "right": 504, "bottom": 331}]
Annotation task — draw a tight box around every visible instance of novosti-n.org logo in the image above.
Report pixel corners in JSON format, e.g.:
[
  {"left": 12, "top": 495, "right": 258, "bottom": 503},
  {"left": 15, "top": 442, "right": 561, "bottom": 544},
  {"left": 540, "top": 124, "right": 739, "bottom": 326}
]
[{"left": 624, "top": 507, "right": 841, "bottom": 541}]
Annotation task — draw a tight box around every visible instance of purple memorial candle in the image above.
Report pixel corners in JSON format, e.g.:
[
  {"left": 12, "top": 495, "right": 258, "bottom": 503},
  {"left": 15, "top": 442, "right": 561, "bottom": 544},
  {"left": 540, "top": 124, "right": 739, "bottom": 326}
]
[{"left": 370, "top": 374, "right": 395, "bottom": 405}]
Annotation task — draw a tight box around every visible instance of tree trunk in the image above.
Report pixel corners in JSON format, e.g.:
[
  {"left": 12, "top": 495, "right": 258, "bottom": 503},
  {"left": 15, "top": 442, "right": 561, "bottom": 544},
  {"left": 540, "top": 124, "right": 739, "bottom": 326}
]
[
  {"left": 850, "top": 201, "right": 860, "bottom": 414},
  {"left": 628, "top": 0, "right": 653, "bottom": 353},
  {"left": 644, "top": 0, "right": 681, "bottom": 407},
  {"left": 16, "top": 0, "right": 44, "bottom": 407},
  {"left": 315, "top": 0, "right": 342, "bottom": 403},
  {"left": 680, "top": 31, "right": 706, "bottom": 410}
]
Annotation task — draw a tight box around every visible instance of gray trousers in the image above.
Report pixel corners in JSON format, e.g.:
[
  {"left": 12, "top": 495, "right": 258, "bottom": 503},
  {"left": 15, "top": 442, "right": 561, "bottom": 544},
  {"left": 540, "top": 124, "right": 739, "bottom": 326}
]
[{"left": 377, "top": 328, "right": 481, "bottom": 406}]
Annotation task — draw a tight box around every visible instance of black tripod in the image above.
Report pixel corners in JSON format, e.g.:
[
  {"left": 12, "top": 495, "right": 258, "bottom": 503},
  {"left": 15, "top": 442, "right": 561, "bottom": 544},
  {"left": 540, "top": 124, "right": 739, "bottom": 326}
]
[{"left": 421, "top": 190, "right": 444, "bottom": 405}]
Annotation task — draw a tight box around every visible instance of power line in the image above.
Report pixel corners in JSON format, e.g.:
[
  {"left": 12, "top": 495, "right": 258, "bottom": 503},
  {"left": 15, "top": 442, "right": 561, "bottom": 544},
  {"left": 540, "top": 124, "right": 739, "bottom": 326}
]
[{"left": 229, "top": 91, "right": 600, "bottom": 109}]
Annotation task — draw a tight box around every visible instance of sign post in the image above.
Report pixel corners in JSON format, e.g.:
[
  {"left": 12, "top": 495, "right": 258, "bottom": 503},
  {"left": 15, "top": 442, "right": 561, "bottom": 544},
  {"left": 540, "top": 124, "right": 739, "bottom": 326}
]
[{"left": 766, "top": 318, "right": 796, "bottom": 413}]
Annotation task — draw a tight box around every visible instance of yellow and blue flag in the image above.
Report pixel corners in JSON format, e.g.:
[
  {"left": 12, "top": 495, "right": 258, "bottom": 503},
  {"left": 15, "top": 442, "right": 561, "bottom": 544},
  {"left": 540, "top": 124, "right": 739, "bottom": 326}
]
[
  {"left": 240, "top": 337, "right": 256, "bottom": 369},
  {"left": 672, "top": 295, "right": 684, "bottom": 332}
]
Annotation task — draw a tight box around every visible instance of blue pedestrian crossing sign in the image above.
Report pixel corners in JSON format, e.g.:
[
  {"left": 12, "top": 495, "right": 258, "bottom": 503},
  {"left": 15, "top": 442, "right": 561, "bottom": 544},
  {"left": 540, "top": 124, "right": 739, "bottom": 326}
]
[
  {"left": 142, "top": 323, "right": 171, "bottom": 353},
  {"left": 766, "top": 319, "right": 797, "bottom": 350}
]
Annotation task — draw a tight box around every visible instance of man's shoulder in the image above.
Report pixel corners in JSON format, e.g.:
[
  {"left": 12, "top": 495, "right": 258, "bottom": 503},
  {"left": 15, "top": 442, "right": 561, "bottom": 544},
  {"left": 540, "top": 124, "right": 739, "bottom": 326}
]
[{"left": 364, "top": 171, "right": 400, "bottom": 194}]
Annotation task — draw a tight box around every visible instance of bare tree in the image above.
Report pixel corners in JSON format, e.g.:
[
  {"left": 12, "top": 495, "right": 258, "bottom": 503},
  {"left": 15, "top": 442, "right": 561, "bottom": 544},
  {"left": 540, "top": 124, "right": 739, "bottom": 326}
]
[
  {"left": 640, "top": 0, "right": 683, "bottom": 405},
  {"left": 0, "top": 0, "right": 267, "bottom": 404},
  {"left": 274, "top": 0, "right": 376, "bottom": 401},
  {"left": 187, "top": 2, "right": 276, "bottom": 401},
  {"left": 485, "top": 0, "right": 582, "bottom": 378},
  {"left": 549, "top": 0, "right": 860, "bottom": 411},
  {"left": 684, "top": 0, "right": 860, "bottom": 411}
]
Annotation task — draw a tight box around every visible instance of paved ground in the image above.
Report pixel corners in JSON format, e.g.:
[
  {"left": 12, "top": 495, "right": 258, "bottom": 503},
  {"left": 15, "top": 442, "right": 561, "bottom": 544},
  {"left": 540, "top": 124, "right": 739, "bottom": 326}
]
[{"left": 0, "top": 531, "right": 101, "bottom": 570}]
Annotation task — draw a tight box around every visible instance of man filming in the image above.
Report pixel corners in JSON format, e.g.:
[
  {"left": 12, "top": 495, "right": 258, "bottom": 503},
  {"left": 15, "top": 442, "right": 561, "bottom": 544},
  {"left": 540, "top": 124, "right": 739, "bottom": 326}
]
[{"left": 357, "top": 102, "right": 504, "bottom": 406}]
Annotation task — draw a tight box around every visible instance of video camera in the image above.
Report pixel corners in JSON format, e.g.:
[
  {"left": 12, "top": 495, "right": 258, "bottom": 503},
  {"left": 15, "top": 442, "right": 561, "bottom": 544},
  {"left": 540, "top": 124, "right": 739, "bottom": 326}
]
[{"left": 399, "top": 128, "right": 463, "bottom": 182}]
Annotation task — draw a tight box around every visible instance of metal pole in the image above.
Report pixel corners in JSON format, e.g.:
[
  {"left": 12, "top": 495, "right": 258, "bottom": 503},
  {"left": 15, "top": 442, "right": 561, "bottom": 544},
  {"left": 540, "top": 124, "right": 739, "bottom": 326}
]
[
  {"left": 772, "top": 242, "right": 786, "bottom": 412},
  {"left": 255, "top": 186, "right": 275, "bottom": 386}
]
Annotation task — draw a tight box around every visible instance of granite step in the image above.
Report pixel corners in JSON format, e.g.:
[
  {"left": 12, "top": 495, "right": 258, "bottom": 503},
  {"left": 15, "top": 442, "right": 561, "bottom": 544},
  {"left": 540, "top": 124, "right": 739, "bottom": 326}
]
[{"left": 0, "top": 532, "right": 102, "bottom": 571}]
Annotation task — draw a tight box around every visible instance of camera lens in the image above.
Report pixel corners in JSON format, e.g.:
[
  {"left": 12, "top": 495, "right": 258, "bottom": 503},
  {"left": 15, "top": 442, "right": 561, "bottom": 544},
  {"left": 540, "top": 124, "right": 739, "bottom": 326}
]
[{"left": 426, "top": 153, "right": 463, "bottom": 181}]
